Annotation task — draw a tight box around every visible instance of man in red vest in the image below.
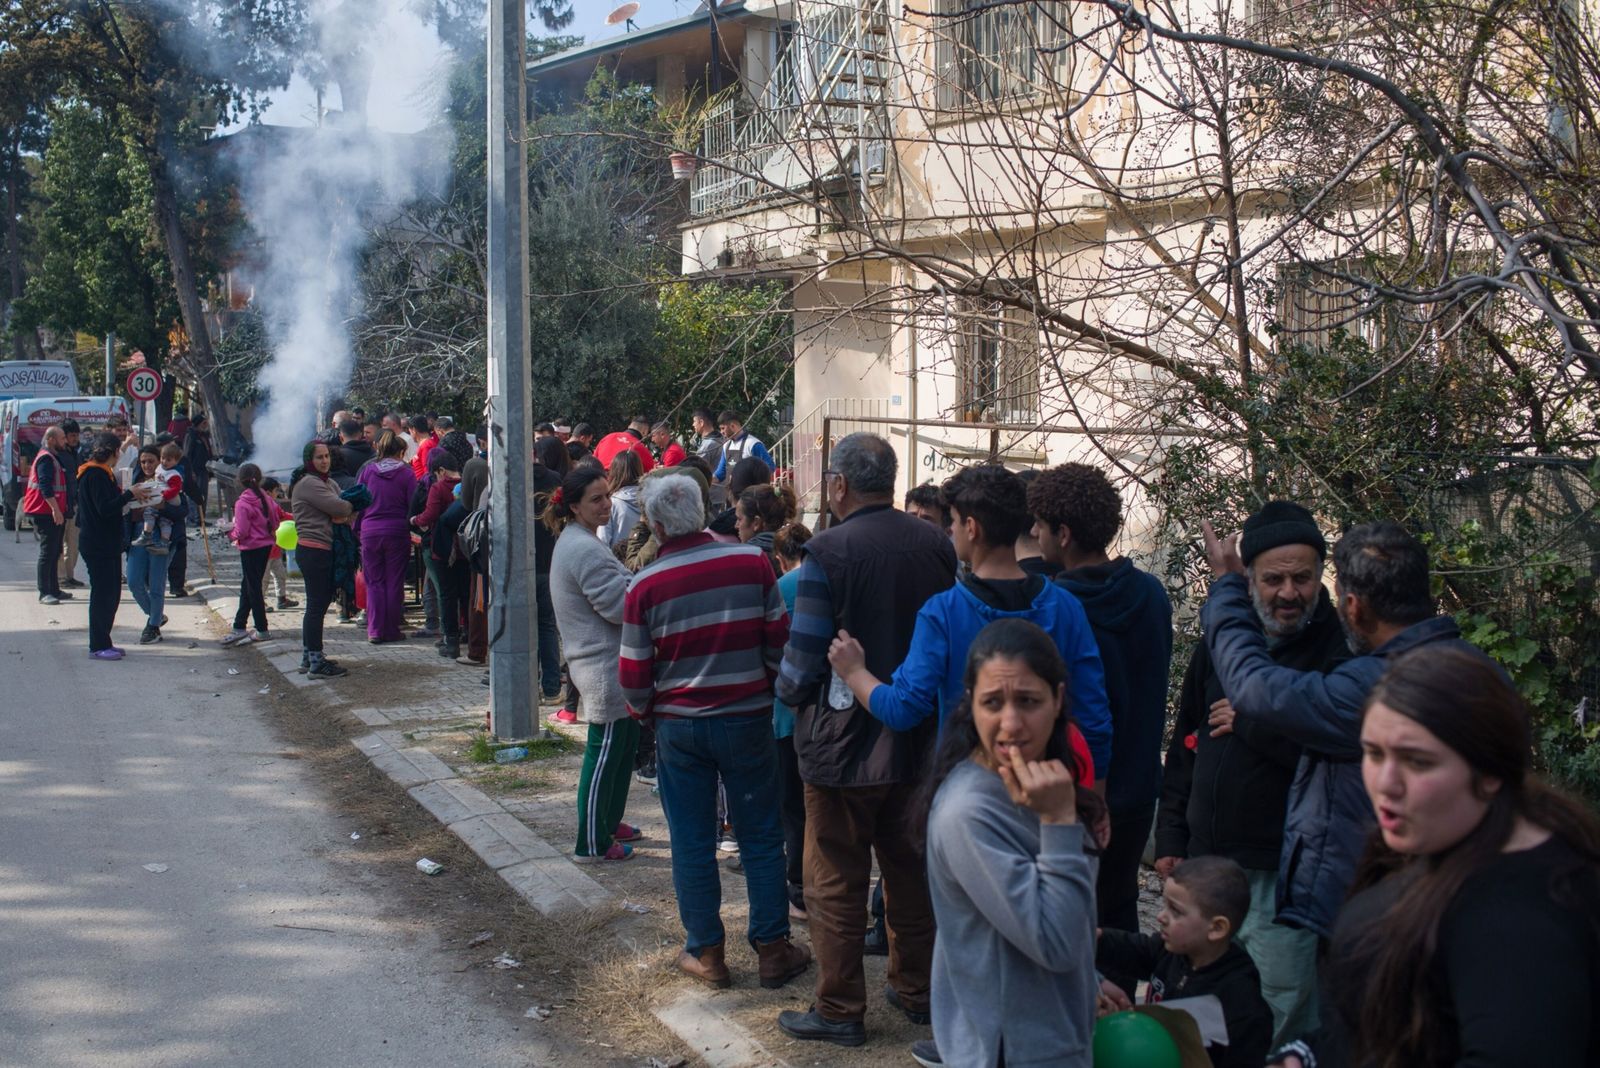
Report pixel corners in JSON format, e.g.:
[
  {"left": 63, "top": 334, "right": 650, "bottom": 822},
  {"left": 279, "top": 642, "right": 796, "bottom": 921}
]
[{"left": 24, "top": 425, "right": 71, "bottom": 605}]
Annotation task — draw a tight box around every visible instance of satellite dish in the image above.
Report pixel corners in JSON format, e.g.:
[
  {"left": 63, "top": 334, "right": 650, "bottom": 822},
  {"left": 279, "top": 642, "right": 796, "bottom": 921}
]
[{"left": 606, "top": 2, "right": 641, "bottom": 25}]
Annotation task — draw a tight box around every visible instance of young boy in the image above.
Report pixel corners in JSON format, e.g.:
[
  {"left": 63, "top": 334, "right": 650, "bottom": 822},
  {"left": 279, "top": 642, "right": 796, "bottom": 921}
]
[
  {"left": 131, "top": 443, "right": 187, "bottom": 555},
  {"left": 1095, "top": 855, "right": 1273, "bottom": 1068},
  {"left": 261, "top": 477, "right": 298, "bottom": 611}
]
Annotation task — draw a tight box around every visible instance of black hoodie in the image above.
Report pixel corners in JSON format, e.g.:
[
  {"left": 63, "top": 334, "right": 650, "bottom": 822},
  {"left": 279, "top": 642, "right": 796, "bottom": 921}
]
[
  {"left": 1155, "top": 587, "right": 1349, "bottom": 871},
  {"left": 1095, "top": 931, "right": 1273, "bottom": 1068},
  {"left": 1056, "top": 558, "right": 1173, "bottom": 813}
]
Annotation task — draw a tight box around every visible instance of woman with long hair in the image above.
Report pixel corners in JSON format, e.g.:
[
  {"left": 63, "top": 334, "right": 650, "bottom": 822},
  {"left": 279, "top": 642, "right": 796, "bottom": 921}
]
[
  {"left": 221, "top": 462, "right": 285, "bottom": 647},
  {"left": 355, "top": 430, "right": 417, "bottom": 644},
  {"left": 734, "top": 482, "right": 796, "bottom": 574},
  {"left": 771, "top": 520, "right": 813, "bottom": 919},
  {"left": 599, "top": 448, "right": 643, "bottom": 551},
  {"left": 545, "top": 465, "right": 640, "bottom": 863},
  {"left": 291, "top": 440, "right": 354, "bottom": 678},
  {"left": 921, "top": 617, "right": 1105, "bottom": 1068},
  {"left": 78, "top": 433, "right": 153, "bottom": 660},
  {"left": 124, "top": 444, "right": 180, "bottom": 644},
  {"left": 1272, "top": 647, "right": 1600, "bottom": 1068}
]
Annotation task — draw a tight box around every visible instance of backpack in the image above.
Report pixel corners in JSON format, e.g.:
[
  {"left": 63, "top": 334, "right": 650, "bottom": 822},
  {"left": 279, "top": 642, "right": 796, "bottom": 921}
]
[{"left": 457, "top": 505, "right": 490, "bottom": 571}]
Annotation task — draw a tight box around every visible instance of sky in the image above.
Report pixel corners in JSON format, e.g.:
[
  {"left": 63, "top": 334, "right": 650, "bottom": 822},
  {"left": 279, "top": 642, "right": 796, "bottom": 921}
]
[{"left": 252, "top": 0, "right": 694, "bottom": 133}]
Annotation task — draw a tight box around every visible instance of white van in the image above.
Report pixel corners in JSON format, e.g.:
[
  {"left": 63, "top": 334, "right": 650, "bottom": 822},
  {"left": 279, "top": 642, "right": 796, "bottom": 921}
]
[
  {"left": 0, "top": 396, "right": 131, "bottom": 531},
  {"left": 0, "top": 361, "right": 79, "bottom": 400}
]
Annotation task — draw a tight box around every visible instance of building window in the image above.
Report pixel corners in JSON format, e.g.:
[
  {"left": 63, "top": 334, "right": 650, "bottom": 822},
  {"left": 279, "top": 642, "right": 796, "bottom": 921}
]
[
  {"left": 954, "top": 299, "right": 1042, "bottom": 422},
  {"left": 935, "top": 1, "right": 1072, "bottom": 111},
  {"left": 1273, "top": 258, "right": 1495, "bottom": 364}
]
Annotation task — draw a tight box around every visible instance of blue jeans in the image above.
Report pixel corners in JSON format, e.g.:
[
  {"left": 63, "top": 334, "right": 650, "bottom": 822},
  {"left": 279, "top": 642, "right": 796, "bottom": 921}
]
[
  {"left": 535, "top": 571, "right": 560, "bottom": 697},
  {"left": 655, "top": 713, "right": 789, "bottom": 954},
  {"left": 126, "top": 545, "right": 171, "bottom": 628}
]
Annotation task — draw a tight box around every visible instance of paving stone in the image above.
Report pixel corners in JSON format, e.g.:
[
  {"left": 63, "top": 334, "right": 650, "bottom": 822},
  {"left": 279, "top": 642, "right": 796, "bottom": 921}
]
[
  {"left": 654, "top": 991, "right": 787, "bottom": 1068},
  {"left": 408, "top": 779, "right": 502, "bottom": 825},
  {"left": 450, "top": 811, "right": 563, "bottom": 870},
  {"left": 348, "top": 706, "right": 393, "bottom": 726},
  {"left": 355, "top": 736, "right": 455, "bottom": 788},
  {"left": 499, "top": 856, "right": 608, "bottom": 916}
]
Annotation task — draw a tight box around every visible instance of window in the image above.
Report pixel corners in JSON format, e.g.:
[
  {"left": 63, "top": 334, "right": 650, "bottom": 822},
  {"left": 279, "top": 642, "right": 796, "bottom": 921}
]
[
  {"left": 935, "top": 0, "right": 1072, "bottom": 110},
  {"left": 954, "top": 299, "right": 1042, "bottom": 422}
]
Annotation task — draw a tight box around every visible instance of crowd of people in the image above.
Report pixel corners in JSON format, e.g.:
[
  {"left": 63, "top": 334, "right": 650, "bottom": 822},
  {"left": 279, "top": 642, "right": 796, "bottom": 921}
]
[{"left": 26, "top": 403, "right": 1599, "bottom": 1066}]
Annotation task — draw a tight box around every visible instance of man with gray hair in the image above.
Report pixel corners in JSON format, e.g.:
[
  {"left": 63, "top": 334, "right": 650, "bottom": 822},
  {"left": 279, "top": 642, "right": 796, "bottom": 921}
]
[
  {"left": 774, "top": 432, "right": 957, "bottom": 1047},
  {"left": 619, "top": 474, "right": 812, "bottom": 992}
]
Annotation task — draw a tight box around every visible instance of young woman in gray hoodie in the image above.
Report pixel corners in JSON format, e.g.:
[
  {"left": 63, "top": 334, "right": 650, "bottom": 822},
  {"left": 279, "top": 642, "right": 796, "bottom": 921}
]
[
  {"left": 922, "top": 617, "right": 1105, "bottom": 1068},
  {"left": 546, "top": 465, "right": 642, "bottom": 863}
]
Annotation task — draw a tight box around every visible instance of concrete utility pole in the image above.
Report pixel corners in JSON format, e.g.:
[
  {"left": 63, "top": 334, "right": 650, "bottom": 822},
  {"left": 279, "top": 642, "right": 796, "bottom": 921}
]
[
  {"left": 485, "top": 0, "right": 539, "bottom": 740},
  {"left": 104, "top": 334, "right": 115, "bottom": 396}
]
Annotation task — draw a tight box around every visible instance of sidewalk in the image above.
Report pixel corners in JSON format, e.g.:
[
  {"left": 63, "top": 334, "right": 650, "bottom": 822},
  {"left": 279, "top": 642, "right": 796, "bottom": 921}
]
[{"left": 188, "top": 529, "right": 1163, "bottom": 1066}]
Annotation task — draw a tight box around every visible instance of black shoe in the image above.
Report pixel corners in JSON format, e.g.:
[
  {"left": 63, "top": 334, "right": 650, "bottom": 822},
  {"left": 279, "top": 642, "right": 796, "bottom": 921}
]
[
  {"left": 54, "top": 590, "right": 74, "bottom": 600},
  {"left": 863, "top": 920, "right": 889, "bottom": 957},
  {"left": 139, "top": 625, "right": 162, "bottom": 645},
  {"left": 911, "top": 1039, "right": 943, "bottom": 1067},
  {"left": 61, "top": 577, "right": 85, "bottom": 589},
  {"left": 439, "top": 641, "right": 460, "bottom": 659},
  {"left": 777, "top": 1008, "right": 866, "bottom": 1047},
  {"left": 884, "top": 985, "right": 931, "bottom": 1026},
  {"left": 308, "top": 657, "right": 348, "bottom": 678}
]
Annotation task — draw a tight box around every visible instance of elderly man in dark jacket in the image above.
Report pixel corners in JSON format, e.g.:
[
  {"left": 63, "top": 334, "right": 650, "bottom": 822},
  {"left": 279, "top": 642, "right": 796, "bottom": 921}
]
[
  {"left": 1199, "top": 519, "right": 1505, "bottom": 952},
  {"left": 773, "top": 432, "right": 957, "bottom": 1048},
  {"left": 1158, "top": 501, "right": 1347, "bottom": 1043}
]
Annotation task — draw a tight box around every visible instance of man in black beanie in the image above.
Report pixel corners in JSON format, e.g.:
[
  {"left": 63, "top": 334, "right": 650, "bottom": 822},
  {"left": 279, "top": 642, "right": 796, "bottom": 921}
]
[{"left": 1154, "top": 500, "right": 1347, "bottom": 1043}]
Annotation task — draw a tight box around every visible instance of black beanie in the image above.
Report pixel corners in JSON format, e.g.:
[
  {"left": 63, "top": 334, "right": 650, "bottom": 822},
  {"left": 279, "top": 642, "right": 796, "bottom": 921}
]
[{"left": 1239, "top": 500, "right": 1326, "bottom": 565}]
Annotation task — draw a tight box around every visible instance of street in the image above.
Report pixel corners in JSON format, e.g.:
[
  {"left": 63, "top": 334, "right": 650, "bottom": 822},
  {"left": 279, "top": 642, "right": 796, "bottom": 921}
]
[{"left": 0, "top": 533, "right": 556, "bottom": 1067}]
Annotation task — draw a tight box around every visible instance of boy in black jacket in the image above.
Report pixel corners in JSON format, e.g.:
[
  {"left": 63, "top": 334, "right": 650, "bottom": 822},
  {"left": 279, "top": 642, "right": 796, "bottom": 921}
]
[{"left": 1096, "top": 856, "right": 1273, "bottom": 1068}]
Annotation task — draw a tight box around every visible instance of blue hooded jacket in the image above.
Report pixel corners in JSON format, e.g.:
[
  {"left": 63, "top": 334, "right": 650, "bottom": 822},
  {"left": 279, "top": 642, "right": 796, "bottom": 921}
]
[
  {"left": 1057, "top": 558, "right": 1173, "bottom": 814},
  {"left": 867, "top": 572, "right": 1113, "bottom": 779}
]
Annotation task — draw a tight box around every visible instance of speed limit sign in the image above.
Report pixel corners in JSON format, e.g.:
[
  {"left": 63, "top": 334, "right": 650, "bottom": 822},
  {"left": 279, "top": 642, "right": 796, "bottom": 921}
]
[{"left": 126, "top": 367, "right": 164, "bottom": 402}]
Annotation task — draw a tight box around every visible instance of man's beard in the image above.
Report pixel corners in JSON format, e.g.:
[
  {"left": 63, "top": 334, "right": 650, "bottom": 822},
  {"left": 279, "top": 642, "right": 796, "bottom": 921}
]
[
  {"left": 1251, "top": 584, "right": 1314, "bottom": 639},
  {"left": 1335, "top": 603, "right": 1372, "bottom": 654}
]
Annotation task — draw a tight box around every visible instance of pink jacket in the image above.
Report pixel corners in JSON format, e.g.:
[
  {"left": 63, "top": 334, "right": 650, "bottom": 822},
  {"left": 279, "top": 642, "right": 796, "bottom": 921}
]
[{"left": 231, "top": 490, "right": 286, "bottom": 551}]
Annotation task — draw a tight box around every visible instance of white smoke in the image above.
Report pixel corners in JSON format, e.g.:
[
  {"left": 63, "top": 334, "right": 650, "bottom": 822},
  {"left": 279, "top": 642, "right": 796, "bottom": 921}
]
[{"left": 234, "top": 0, "right": 451, "bottom": 475}]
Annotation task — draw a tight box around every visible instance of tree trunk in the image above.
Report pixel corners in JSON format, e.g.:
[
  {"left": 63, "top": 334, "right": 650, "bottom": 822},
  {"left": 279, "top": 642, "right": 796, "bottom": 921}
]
[
  {"left": 4, "top": 136, "right": 29, "bottom": 360},
  {"left": 149, "top": 161, "right": 235, "bottom": 454}
]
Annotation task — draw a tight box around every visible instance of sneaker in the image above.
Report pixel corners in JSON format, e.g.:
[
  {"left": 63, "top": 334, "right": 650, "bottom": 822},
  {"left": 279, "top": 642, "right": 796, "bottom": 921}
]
[
  {"left": 251, "top": 631, "right": 272, "bottom": 643},
  {"left": 547, "top": 708, "right": 578, "bottom": 726},
  {"left": 725, "top": 853, "right": 743, "bottom": 873},
  {"left": 297, "top": 653, "right": 310, "bottom": 675},
  {"left": 90, "top": 648, "right": 125, "bottom": 661},
  {"left": 54, "top": 590, "right": 74, "bottom": 600},
  {"left": 139, "top": 625, "right": 161, "bottom": 645},
  {"left": 277, "top": 597, "right": 299, "bottom": 609},
  {"left": 911, "top": 1039, "right": 944, "bottom": 1067},
  {"left": 614, "top": 822, "right": 643, "bottom": 843},
  {"left": 634, "top": 761, "right": 658, "bottom": 786},
  {"left": 572, "top": 842, "right": 634, "bottom": 864},
  {"left": 717, "top": 831, "right": 740, "bottom": 854},
  {"left": 130, "top": 533, "right": 150, "bottom": 547},
  {"left": 456, "top": 654, "right": 487, "bottom": 666},
  {"left": 40, "top": 594, "right": 61, "bottom": 606},
  {"left": 167, "top": 589, "right": 187, "bottom": 599},
  {"left": 863, "top": 919, "right": 889, "bottom": 956},
  {"left": 308, "top": 657, "right": 348, "bottom": 678},
  {"left": 221, "top": 628, "right": 251, "bottom": 647},
  {"left": 61, "top": 577, "right": 85, "bottom": 589},
  {"left": 410, "top": 626, "right": 439, "bottom": 639}
]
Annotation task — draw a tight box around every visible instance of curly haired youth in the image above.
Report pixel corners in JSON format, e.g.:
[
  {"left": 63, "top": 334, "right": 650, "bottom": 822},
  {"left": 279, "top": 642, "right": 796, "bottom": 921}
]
[{"left": 1025, "top": 463, "right": 1122, "bottom": 554}]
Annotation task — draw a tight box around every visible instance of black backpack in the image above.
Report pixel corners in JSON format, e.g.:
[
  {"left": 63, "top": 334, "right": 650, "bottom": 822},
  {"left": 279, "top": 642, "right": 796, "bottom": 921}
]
[{"left": 457, "top": 505, "right": 490, "bottom": 571}]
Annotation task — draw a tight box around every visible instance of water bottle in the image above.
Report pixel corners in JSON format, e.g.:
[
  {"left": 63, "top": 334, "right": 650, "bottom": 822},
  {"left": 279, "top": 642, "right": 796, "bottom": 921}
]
[{"left": 493, "top": 746, "right": 528, "bottom": 764}]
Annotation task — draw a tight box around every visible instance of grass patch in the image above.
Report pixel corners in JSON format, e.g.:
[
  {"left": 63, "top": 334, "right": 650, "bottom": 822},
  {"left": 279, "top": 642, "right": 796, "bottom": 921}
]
[{"left": 467, "top": 731, "right": 579, "bottom": 764}]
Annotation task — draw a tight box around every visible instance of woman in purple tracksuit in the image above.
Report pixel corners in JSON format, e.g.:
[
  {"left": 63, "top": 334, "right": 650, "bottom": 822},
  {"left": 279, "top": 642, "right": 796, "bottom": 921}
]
[{"left": 355, "top": 431, "right": 417, "bottom": 643}]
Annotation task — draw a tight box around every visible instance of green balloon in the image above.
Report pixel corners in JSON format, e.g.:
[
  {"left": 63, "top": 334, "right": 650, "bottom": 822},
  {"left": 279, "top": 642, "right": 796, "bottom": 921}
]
[
  {"left": 1093, "top": 1010, "right": 1182, "bottom": 1068},
  {"left": 275, "top": 519, "right": 298, "bottom": 551}
]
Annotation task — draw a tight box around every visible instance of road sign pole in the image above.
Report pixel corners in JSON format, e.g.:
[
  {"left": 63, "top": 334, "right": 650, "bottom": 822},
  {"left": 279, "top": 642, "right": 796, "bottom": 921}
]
[{"left": 486, "top": 0, "right": 539, "bottom": 740}]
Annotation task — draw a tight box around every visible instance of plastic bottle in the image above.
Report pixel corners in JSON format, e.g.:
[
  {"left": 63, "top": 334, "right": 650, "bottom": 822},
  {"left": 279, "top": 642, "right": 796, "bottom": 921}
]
[{"left": 493, "top": 746, "right": 528, "bottom": 764}]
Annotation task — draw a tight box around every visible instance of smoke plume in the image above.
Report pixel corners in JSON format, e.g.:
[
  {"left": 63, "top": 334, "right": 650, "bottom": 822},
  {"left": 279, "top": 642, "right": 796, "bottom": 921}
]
[{"left": 231, "top": 0, "right": 450, "bottom": 475}]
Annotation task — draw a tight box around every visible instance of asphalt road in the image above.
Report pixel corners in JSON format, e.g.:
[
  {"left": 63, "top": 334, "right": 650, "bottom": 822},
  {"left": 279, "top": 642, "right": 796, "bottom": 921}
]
[{"left": 0, "top": 532, "right": 549, "bottom": 1067}]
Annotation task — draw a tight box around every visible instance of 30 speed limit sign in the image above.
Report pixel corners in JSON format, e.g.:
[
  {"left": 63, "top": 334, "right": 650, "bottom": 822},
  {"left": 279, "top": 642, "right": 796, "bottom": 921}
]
[{"left": 126, "top": 367, "right": 164, "bottom": 402}]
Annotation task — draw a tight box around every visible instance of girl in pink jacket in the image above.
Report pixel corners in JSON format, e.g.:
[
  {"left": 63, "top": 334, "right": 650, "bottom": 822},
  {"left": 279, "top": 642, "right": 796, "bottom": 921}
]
[{"left": 222, "top": 463, "right": 287, "bottom": 646}]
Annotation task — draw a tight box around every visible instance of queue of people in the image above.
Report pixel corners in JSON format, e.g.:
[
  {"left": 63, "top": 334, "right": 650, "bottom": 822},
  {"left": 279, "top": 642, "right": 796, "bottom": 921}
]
[{"left": 28, "top": 403, "right": 1598, "bottom": 1067}]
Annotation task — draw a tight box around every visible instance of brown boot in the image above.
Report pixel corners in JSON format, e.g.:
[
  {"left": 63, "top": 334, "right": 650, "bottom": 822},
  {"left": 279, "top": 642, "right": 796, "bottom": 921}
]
[
  {"left": 677, "top": 942, "right": 731, "bottom": 988},
  {"left": 756, "top": 935, "right": 813, "bottom": 989}
]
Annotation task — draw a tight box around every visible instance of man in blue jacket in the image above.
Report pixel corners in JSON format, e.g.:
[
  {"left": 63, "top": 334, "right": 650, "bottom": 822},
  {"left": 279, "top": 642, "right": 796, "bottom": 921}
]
[
  {"left": 1200, "top": 518, "right": 1503, "bottom": 948},
  {"left": 827, "top": 463, "right": 1113, "bottom": 780}
]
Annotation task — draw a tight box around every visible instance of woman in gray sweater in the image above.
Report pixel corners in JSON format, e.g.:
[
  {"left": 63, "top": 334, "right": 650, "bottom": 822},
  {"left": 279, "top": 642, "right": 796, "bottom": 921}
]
[
  {"left": 922, "top": 618, "right": 1105, "bottom": 1068},
  {"left": 546, "top": 465, "right": 642, "bottom": 863}
]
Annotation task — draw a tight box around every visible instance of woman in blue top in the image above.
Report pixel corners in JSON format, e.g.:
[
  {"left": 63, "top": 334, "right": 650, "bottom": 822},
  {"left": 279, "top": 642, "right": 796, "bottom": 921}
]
[{"left": 769, "top": 519, "right": 812, "bottom": 918}]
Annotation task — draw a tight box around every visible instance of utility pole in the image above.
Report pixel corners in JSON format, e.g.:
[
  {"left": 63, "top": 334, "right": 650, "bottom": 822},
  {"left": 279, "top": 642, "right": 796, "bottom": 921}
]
[
  {"left": 485, "top": 0, "right": 539, "bottom": 740},
  {"left": 104, "top": 334, "right": 115, "bottom": 396}
]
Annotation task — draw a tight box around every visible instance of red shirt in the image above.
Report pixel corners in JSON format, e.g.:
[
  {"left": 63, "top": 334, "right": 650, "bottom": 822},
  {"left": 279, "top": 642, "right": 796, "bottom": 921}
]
[
  {"left": 594, "top": 431, "right": 655, "bottom": 473},
  {"left": 659, "top": 441, "right": 686, "bottom": 467},
  {"left": 411, "top": 433, "right": 439, "bottom": 478}
]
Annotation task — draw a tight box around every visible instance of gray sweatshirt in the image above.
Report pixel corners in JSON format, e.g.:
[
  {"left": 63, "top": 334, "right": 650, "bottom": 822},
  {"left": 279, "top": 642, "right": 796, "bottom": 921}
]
[
  {"left": 927, "top": 758, "right": 1097, "bottom": 1068},
  {"left": 549, "top": 523, "right": 633, "bottom": 724}
]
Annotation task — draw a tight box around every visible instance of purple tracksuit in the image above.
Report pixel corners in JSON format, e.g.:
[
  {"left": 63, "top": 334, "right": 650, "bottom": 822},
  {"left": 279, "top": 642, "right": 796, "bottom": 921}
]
[{"left": 356, "top": 459, "right": 417, "bottom": 642}]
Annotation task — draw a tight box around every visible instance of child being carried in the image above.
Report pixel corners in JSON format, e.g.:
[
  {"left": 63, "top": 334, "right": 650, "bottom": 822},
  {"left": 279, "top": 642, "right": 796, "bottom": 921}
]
[{"left": 130, "top": 442, "right": 186, "bottom": 555}]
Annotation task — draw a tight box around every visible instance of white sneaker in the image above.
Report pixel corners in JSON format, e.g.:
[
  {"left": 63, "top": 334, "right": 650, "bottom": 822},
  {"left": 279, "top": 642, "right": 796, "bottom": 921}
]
[{"left": 221, "top": 629, "right": 250, "bottom": 647}]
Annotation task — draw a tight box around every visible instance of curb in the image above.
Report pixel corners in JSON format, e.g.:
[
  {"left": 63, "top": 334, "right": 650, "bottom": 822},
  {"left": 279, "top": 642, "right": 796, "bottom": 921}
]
[{"left": 192, "top": 581, "right": 610, "bottom": 917}]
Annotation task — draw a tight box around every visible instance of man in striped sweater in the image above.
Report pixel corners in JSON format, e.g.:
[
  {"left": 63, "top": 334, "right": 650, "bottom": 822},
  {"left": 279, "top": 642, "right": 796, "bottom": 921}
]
[{"left": 620, "top": 474, "right": 812, "bottom": 992}]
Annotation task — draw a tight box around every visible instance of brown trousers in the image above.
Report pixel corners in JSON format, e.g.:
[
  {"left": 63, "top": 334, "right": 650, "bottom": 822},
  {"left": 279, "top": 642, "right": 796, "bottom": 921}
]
[{"left": 803, "top": 782, "right": 935, "bottom": 1022}]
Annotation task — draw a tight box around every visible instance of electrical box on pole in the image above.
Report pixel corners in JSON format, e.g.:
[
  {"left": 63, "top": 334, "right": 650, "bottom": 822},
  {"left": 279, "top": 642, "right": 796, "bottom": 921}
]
[{"left": 485, "top": 0, "right": 540, "bottom": 740}]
